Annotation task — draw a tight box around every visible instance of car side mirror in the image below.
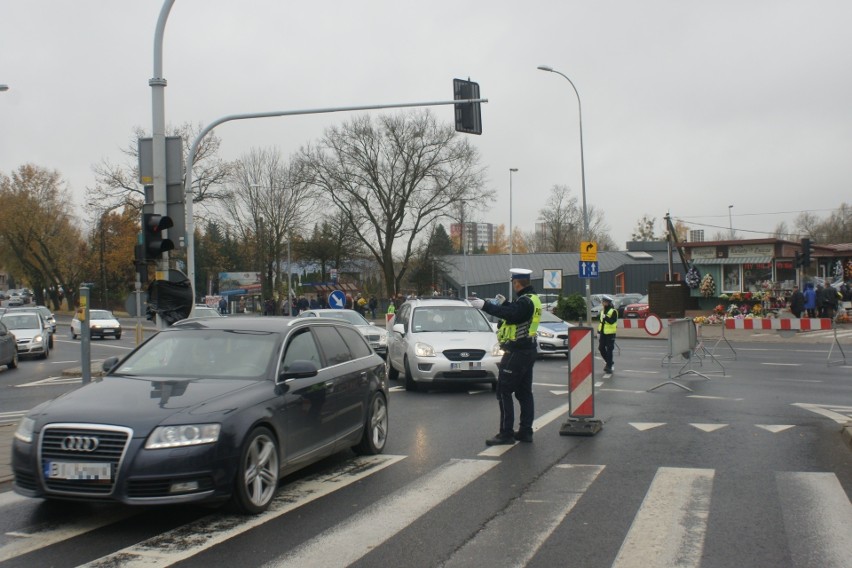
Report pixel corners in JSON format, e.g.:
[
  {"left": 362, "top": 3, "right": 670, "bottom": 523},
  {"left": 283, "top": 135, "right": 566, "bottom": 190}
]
[
  {"left": 278, "top": 360, "right": 319, "bottom": 383},
  {"left": 102, "top": 356, "right": 120, "bottom": 373},
  {"left": 392, "top": 323, "right": 404, "bottom": 334}
]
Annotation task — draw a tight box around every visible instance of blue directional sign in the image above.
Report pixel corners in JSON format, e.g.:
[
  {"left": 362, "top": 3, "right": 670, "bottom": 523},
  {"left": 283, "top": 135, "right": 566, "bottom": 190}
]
[
  {"left": 328, "top": 290, "right": 347, "bottom": 309},
  {"left": 578, "top": 261, "right": 599, "bottom": 279}
]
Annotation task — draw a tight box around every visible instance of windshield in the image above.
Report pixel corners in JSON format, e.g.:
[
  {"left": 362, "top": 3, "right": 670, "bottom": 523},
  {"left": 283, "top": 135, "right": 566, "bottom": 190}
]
[
  {"left": 539, "top": 311, "right": 565, "bottom": 324},
  {"left": 89, "top": 310, "right": 114, "bottom": 320},
  {"left": 412, "top": 306, "right": 493, "bottom": 333},
  {"left": 0, "top": 313, "right": 40, "bottom": 330},
  {"left": 114, "top": 329, "right": 279, "bottom": 379}
]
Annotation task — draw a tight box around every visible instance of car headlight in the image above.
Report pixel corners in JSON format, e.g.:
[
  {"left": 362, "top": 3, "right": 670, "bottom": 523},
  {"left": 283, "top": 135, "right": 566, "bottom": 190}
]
[
  {"left": 414, "top": 342, "right": 436, "bottom": 357},
  {"left": 145, "top": 424, "right": 221, "bottom": 449},
  {"left": 378, "top": 333, "right": 387, "bottom": 345},
  {"left": 491, "top": 342, "right": 503, "bottom": 357},
  {"left": 14, "top": 416, "right": 35, "bottom": 443},
  {"left": 33, "top": 334, "right": 44, "bottom": 344},
  {"left": 538, "top": 329, "right": 555, "bottom": 338}
]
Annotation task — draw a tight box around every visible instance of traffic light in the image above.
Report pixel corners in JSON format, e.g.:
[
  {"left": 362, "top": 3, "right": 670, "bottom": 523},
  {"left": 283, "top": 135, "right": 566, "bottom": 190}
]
[
  {"left": 143, "top": 213, "right": 174, "bottom": 260},
  {"left": 453, "top": 78, "right": 482, "bottom": 135},
  {"left": 800, "top": 237, "right": 813, "bottom": 267}
]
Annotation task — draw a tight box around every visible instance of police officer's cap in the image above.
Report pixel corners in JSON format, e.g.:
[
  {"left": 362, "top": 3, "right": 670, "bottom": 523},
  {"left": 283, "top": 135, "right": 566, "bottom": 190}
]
[
  {"left": 601, "top": 295, "right": 615, "bottom": 303},
  {"left": 510, "top": 268, "right": 533, "bottom": 280}
]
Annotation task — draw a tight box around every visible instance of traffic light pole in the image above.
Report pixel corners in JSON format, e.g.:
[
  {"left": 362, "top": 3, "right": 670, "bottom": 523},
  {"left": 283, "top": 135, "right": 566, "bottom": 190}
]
[{"left": 182, "top": 97, "right": 487, "bottom": 302}]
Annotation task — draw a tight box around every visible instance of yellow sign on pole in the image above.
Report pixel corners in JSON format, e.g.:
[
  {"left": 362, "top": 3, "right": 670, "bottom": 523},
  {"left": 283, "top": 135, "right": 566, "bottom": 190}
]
[{"left": 580, "top": 241, "right": 598, "bottom": 262}]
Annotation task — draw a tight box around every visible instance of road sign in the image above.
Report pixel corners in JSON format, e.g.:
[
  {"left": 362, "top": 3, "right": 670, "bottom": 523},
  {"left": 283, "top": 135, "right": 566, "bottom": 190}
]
[
  {"left": 543, "top": 269, "right": 563, "bottom": 290},
  {"left": 328, "top": 290, "right": 346, "bottom": 309},
  {"left": 578, "top": 261, "right": 599, "bottom": 279},
  {"left": 580, "top": 241, "right": 598, "bottom": 262}
]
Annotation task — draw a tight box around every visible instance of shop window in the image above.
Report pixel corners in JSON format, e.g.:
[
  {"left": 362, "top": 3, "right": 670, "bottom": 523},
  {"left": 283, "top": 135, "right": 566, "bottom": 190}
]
[
  {"left": 742, "top": 263, "right": 772, "bottom": 293},
  {"left": 775, "top": 260, "right": 796, "bottom": 291},
  {"left": 723, "top": 265, "right": 740, "bottom": 292}
]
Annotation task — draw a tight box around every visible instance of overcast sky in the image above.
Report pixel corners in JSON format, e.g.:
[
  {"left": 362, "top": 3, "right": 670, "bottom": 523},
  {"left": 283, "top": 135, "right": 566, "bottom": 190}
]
[{"left": 2, "top": 1, "right": 851, "bottom": 250}]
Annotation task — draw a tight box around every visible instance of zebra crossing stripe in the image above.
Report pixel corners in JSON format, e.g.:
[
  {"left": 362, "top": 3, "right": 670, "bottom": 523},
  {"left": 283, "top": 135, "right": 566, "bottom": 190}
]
[
  {"left": 612, "top": 467, "right": 714, "bottom": 568},
  {"left": 441, "top": 464, "right": 605, "bottom": 567},
  {"left": 77, "top": 454, "right": 405, "bottom": 568},
  {"left": 777, "top": 472, "right": 852, "bottom": 568},
  {"left": 263, "top": 458, "right": 498, "bottom": 568}
]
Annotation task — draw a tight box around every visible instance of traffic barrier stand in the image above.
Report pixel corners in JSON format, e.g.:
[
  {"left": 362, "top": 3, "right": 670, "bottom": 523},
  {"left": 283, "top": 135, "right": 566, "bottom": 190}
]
[
  {"left": 722, "top": 316, "right": 845, "bottom": 367},
  {"left": 708, "top": 319, "right": 737, "bottom": 361},
  {"left": 649, "top": 319, "right": 720, "bottom": 392},
  {"left": 827, "top": 316, "right": 847, "bottom": 367},
  {"left": 560, "top": 327, "right": 602, "bottom": 436}
]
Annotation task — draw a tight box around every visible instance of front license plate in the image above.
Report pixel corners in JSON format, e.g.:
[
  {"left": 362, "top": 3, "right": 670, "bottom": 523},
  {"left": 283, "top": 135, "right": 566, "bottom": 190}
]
[
  {"left": 450, "top": 362, "right": 482, "bottom": 370},
  {"left": 45, "top": 461, "right": 112, "bottom": 480}
]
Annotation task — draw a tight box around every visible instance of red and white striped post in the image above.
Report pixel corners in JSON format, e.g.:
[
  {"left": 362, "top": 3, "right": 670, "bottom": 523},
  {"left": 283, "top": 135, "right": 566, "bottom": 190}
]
[{"left": 560, "top": 327, "right": 602, "bottom": 436}]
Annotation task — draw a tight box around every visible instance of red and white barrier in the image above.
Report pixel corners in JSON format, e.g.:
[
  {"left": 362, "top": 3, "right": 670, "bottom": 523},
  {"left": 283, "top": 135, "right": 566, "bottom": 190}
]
[
  {"left": 568, "top": 328, "right": 595, "bottom": 418},
  {"left": 724, "top": 318, "right": 833, "bottom": 331}
]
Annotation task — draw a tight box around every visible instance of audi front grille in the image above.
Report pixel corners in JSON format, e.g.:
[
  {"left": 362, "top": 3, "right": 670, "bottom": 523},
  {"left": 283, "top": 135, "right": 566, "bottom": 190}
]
[{"left": 39, "top": 424, "right": 132, "bottom": 495}]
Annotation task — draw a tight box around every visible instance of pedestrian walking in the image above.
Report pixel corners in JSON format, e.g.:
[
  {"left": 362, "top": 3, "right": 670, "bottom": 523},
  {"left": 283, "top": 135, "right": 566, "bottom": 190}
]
[
  {"left": 803, "top": 283, "right": 817, "bottom": 317},
  {"left": 369, "top": 296, "right": 378, "bottom": 319},
  {"left": 789, "top": 286, "right": 805, "bottom": 318},
  {"left": 470, "top": 268, "right": 541, "bottom": 446},
  {"left": 598, "top": 295, "right": 618, "bottom": 374}
]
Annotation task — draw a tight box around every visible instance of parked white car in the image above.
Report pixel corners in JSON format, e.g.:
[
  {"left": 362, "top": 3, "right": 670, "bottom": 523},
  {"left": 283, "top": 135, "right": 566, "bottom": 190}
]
[
  {"left": 71, "top": 309, "right": 122, "bottom": 340},
  {"left": 297, "top": 308, "right": 388, "bottom": 358}
]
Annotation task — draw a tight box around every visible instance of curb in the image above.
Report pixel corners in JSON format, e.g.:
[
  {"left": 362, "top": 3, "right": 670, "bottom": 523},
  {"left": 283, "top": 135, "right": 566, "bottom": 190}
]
[{"left": 843, "top": 423, "right": 852, "bottom": 450}]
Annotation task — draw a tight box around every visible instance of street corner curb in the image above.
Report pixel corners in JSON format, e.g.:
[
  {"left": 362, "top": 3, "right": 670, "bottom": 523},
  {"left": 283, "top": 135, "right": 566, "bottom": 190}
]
[{"left": 842, "top": 422, "right": 852, "bottom": 450}]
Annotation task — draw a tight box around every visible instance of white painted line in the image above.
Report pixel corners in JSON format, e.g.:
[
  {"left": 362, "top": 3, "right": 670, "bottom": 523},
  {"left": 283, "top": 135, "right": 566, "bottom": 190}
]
[
  {"left": 388, "top": 386, "right": 405, "bottom": 392},
  {"left": 14, "top": 376, "right": 81, "bottom": 388},
  {"left": 613, "top": 467, "right": 714, "bottom": 568},
  {"left": 777, "top": 472, "right": 852, "bottom": 568},
  {"left": 776, "top": 378, "right": 822, "bottom": 383},
  {"left": 600, "top": 388, "right": 647, "bottom": 394},
  {"left": 549, "top": 390, "right": 569, "bottom": 396},
  {"left": 79, "top": 454, "right": 405, "bottom": 568},
  {"left": 442, "top": 464, "right": 605, "bottom": 567},
  {"left": 690, "top": 424, "right": 728, "bottom": 432},
  {"left": 622, "top": 370, "right": 660, "bottom": 375},
  {"left": 792, "top": 403, "right": 852, "bottom": 424},
  {"left": 534, "top": 382, "right": 568, "bottom": 388},
  {"left": 629, "top": 422, "right": 666, "bottom": 431},
  {"left": 755, "top": 425, "right": 795, "bottom": 433},
  {"left": 478, "top": 402, "right": 572, "bottom": 457},
  {"left": 0, "top": 505, "right": 137, "bottom": 562},
  {"left": 262, "top": 459, "right": 498, "bottom": 568},
  {"left": 687, "top": 395, "right": 744, "bottom": 401},
  {"left": 761, "top": 362, "right": 801, "bottom": 366}
]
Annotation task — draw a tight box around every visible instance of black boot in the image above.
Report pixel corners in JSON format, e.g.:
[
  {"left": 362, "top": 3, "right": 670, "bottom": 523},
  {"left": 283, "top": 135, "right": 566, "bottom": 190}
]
[
  {"left": 514, "top": 429, "right": 534, "bottom": 443},
  {"left": 485, "top": 432, "right": 516, "bottom": 446}
]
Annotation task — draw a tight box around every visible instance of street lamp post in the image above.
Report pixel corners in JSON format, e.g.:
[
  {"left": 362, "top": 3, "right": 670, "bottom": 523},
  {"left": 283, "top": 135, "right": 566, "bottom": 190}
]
[
  {"left": 728, "top": 205, "right": 734, "bottom": 239},
  {"left": 508, "top": 168, "right": 518, "bottom": 298},
  {"left": 537, "top": 65, "right": 593, "bottom": 329}
]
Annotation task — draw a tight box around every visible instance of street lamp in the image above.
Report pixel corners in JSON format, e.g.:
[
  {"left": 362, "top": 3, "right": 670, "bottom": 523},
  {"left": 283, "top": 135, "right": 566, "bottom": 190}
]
[
  {"left": 728, "top": 205, "right": 734, "bottom": 239},
  {"left": 537, "top": 64, "right": 592, "bottom": 328},
  {"left": 508, "top": 168, "right": 518, "bottom": 298}
]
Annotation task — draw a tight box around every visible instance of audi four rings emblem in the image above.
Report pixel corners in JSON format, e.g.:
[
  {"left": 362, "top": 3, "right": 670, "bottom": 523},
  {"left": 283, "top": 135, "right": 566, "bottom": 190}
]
[
  {"left": 60, "top": 435, "right": 100, "bottom": 452},
  {"left": 460, "top": 352, "right": 470, "bottom": 358}
]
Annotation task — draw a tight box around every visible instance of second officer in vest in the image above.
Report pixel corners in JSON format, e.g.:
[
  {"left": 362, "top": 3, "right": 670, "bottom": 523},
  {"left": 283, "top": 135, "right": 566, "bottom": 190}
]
[{"left": 470, "top": 268, "right": 542, "bottom": 445}]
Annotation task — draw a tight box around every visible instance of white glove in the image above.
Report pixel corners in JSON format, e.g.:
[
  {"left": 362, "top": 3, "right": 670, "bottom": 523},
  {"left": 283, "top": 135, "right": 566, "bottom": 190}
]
[
  {"left": 469, "top": 298, "right": 485, "bottom": 309},
  {"left": 493, "top": 294, "right": 506, "bottom": 305}
]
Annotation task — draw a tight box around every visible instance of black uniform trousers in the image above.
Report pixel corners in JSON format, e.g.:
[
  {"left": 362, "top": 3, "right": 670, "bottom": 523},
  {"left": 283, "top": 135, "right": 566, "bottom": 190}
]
[
  {"left": 598, "top": 332, "right": 616, "bottom": 370},
  {"left": 495, "top": 346, "right": 536, "bottom": 436}
]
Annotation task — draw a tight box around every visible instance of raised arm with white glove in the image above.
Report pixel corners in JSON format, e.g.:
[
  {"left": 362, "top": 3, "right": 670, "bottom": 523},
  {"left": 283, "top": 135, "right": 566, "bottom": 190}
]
[{"left": 469, "top": 298, "right": 485, "bottom": 309}]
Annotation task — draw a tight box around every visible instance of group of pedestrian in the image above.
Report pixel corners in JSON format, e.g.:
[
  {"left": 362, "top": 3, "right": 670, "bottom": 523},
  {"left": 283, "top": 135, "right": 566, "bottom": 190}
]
[{"left": 789, "top": 283, "right": 843, "bottom": 318}]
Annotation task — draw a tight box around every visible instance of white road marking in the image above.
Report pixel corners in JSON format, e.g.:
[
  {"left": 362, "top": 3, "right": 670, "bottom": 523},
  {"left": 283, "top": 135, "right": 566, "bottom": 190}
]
[
  {"left": 690, "top": 423, "right": 728, "bottom": 432},
  {"left": 755, "top": 425, "right": 795, "bottom": 433},
  {"left": 478, "top": 402, "right": 572, "bottom": 457},
  {"left": 534, "top": 382, "right": 568, "bottom": 388},
  {"left": 621, "top": 369, "right": 660, "bottom": 374},
  {"left": 262, "top": 458, "right": 498, "bottom": 568},
  {"left": 687, "top": 395, "right": 744, "bottom": 401},
  {"left": 442, "top": 464, "right": 605, "bottom": 567},
  {"left": 600, "top": 388, "right": 647, "bottom": 394},
  {"left": 777, "top": 472, "right": 852, "bottom": 568},
  {"left": 629, "top": 422, "right": 666, "bottom": 431},
  {"left": 762, "top": 362, "right": 801, "bottom": 366},
  {"left": 14, "top": 376, "right": 81, "bottom": 387},
  {"left": 612, "top": 467, "right": 714, "bottom": 568},
  {"left": 79, "top": 454, "right": 405, "bottom": 568},
  {"left": 549, "top": 390, "right": 569, "bottom": 396},
  {"left": 792, "top": 402, "right": 852, "bottom": 424}
]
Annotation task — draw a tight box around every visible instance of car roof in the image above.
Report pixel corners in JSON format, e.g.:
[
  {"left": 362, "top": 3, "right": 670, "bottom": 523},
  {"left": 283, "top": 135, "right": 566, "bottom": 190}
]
[
  {"left": 169, "top": 316, "right": 349, "bottom": 333},
  {"left": 404, "top": 297, "right": 471, "bottom": 308}
]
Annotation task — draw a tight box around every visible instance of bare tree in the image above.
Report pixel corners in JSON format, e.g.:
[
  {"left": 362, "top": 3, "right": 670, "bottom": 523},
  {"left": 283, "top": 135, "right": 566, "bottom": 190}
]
[
  {"left": 300, "top": 110, "right": 492, "bottom": 297},
  {"left": 88, "top": 122, "right": 232, "bottom": 215},
  {"left": 536, "top": 185, "right": 583, "bottom": 252},
  {"left": 631, "top": 214, "right": 658, "bottom": 241},
  {"left": 222, "top": 148, "right": 317, "bottom": 301}
]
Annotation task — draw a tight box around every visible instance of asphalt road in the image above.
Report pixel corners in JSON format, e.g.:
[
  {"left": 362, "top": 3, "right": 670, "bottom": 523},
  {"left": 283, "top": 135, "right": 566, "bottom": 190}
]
[{"left": 0, "top": 320, "right": 850, "bottom": 567}]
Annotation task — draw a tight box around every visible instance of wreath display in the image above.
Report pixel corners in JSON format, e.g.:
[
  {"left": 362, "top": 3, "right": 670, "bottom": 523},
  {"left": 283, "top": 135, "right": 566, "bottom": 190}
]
[
  {"left": 699, "top": 273, "right": 716, "bottom": 298},
  {"left": 685, "top": 266, "right": 701, "bottom": 289}
]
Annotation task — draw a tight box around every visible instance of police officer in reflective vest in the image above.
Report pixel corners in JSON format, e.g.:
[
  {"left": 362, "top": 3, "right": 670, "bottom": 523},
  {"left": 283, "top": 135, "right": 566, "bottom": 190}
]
[
  {"left": 598, "top": 295, "right": 618, "bottom": 374},
  {"left": 470, "top": 268, "right": 542, "bottom": 445}
]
